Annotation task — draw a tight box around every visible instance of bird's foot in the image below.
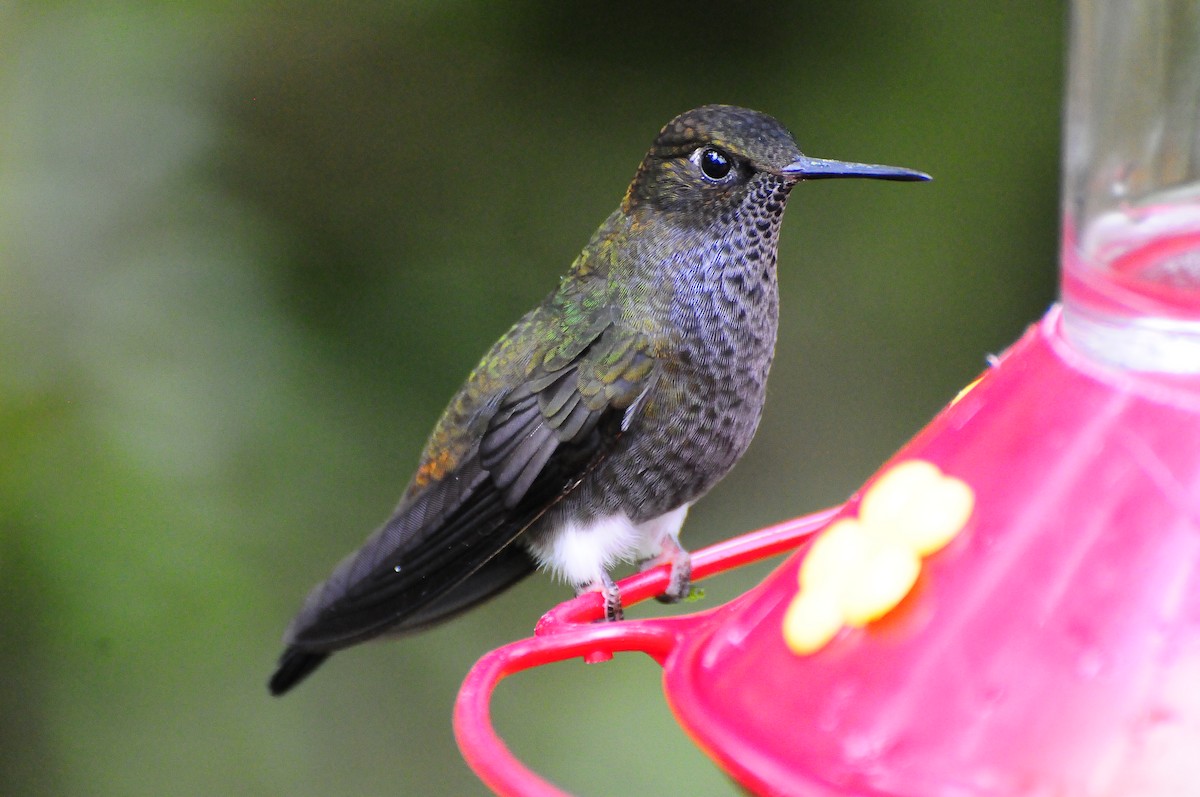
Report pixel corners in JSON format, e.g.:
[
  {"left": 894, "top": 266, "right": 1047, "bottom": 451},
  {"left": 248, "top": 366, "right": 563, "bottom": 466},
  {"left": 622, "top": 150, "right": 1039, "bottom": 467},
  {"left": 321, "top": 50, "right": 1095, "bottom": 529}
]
[
  {"left": 639, "top": 536, "right": 694, "bottom": 605},
  {"left": 579, "top": 572, "right": 623, "bottom": 621}
]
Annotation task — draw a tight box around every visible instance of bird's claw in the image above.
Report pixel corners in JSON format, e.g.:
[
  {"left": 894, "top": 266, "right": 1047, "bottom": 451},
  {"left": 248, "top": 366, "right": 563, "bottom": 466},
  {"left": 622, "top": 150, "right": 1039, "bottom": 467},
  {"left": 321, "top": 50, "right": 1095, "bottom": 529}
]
[
  {"left": 641, "top": 537, "right": 693, "bottom": 605},
  {"left": 579, "top": 572, "right": 624, "bottom": 621},
  {"left": 584, "top": 538, "right": 694, "bottom": 619},
  {"left": 605, "top": 591, "right": 624, "bottom": 622}
]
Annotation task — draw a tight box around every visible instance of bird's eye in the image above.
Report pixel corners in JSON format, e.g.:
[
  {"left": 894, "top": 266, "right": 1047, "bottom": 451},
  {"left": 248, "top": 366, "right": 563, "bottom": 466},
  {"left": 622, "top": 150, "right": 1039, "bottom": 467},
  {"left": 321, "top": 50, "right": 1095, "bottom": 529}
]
[{"left": 696, "top": 147, "right": 733, "bottom": 181}]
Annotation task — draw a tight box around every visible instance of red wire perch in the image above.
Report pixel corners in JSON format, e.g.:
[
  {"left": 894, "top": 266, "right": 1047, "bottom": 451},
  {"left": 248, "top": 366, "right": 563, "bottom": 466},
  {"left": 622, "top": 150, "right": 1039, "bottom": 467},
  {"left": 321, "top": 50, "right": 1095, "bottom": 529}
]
[{"left": 453, "top": 505, "right": 842, "bottom": 797}]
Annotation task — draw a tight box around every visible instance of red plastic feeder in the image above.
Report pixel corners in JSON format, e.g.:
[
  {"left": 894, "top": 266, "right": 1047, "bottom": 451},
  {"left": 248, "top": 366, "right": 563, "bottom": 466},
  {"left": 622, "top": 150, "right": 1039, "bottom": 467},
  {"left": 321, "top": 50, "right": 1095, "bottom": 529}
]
[{"left": 455, "top": 4, "right": 1200, "bottom": 795}]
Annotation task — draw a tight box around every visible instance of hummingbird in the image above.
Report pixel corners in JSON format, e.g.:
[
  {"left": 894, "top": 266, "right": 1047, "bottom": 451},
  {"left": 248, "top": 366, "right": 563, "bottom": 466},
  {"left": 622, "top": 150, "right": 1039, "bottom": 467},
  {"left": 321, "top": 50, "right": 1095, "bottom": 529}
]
[{"left": 269, "top": 104, "right": 928, "bottom": 695}]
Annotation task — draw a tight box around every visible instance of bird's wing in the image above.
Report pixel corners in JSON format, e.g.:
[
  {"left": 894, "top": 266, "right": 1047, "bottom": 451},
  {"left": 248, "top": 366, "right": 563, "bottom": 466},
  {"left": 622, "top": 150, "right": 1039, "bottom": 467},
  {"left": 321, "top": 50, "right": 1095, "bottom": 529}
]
[{"left": 283, "top": 313, "right": 657, "bottom": 651}]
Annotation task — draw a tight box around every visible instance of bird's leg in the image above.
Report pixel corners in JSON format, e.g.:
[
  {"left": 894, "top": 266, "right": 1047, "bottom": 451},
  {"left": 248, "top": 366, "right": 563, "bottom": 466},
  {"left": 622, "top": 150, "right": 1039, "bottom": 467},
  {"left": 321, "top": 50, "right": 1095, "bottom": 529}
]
[
  {"left": 639, "top": 535, "right": 693, "bottom": 604},
  {"left": 578, "top": 572, "right": 623, "bottom": 621}
]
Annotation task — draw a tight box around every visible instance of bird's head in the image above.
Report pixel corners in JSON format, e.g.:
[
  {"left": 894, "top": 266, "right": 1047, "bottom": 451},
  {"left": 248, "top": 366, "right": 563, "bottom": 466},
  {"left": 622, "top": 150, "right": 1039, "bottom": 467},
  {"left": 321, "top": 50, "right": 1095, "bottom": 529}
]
[{"left": 623, "top": 104, "right": 928, "bottom": 228}]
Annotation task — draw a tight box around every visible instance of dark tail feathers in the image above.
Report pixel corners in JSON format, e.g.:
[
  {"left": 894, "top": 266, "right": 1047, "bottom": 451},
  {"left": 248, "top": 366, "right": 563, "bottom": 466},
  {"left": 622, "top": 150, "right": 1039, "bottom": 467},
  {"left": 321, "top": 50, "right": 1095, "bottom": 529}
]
[{"left": 268, "top": 647, "right": 331, "bottom": 696}]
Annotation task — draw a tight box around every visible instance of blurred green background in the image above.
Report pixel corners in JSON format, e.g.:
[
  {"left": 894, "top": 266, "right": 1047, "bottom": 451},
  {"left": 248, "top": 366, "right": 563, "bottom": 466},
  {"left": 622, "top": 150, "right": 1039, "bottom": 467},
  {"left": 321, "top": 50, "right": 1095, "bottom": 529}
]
[{"left": 0, "top": 3, "right": 1061, "bottom": 795}]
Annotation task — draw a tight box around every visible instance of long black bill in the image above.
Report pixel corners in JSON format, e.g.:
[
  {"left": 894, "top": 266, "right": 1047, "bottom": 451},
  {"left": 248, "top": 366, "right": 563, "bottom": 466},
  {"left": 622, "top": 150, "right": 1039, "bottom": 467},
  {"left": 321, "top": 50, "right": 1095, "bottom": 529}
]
[{"left": 782, "top": 155, "right": 931, "bottom": 182}]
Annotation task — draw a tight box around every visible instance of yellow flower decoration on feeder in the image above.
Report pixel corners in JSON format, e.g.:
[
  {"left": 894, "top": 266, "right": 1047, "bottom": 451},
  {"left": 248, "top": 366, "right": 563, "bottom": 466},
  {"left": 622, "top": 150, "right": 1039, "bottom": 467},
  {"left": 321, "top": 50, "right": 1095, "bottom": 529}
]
[{"left": 783, "top": 459, "right": 975, "bottom": 655}]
